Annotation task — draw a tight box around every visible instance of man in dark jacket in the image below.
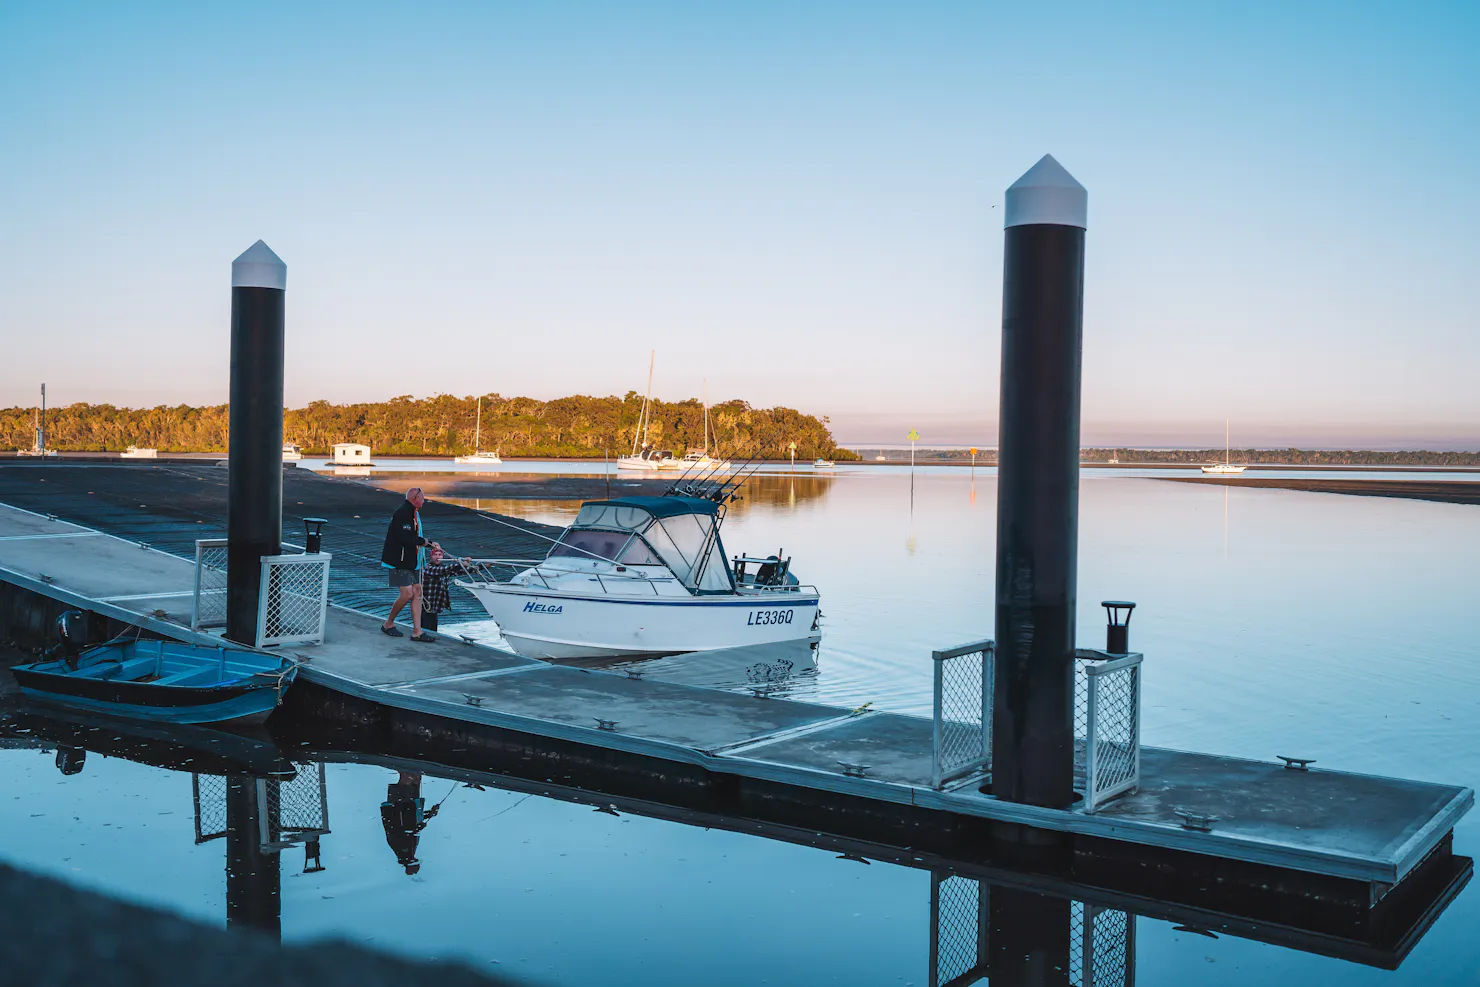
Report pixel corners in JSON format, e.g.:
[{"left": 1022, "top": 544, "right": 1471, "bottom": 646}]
[{"left": 380, "top": 487, "right": 438, "bottom": 642}]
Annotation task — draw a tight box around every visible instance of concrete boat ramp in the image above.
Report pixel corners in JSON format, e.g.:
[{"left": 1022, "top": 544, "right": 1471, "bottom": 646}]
[{"left": 0, "top": 497, "right": 1470, "bottom": 925}]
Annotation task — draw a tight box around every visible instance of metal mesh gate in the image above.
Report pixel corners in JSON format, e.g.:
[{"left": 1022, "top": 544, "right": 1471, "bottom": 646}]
[
  {"left": 191, "top": 539, "right": 228, "bottom": 631},
  {"left": 255, "top": 553, "right": 332, "bottom": 647},
  {"left": 931, "top": 639, "right": 994, "bottom": 788},
  {"left": 1069, "top": 901, "right": 1136, "bottom": 987},
  {"left": 192, "top": 764, "right": 331, "bottom": 853},
  {"left": 929, "top": 873, "right": 989, "bottom": 987},
  {"left": 259, "top": 763, "right": 331, "bottom": 850},
  {"left": 1074, "top": 651, "right": 1143, "bottom": 811},
  {"left": 192, "top": 773, "right": 229, "bottom": 843}
]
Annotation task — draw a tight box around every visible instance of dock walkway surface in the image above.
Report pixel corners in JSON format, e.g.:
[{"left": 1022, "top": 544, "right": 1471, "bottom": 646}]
[
  {"left": 0, "top": 486, "right": 1469, "bottom": 895},
  {"left": 0, "top": 462, "right": 557, "bottom": 621}
]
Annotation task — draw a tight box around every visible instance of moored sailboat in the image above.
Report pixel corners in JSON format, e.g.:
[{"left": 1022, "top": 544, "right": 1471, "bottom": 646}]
[
  {"left": 1201, "top": 419, "right": 1247, "bottom": 474},
  {"left": 455, "top": 396, "right": 503, "bottom": 465}
]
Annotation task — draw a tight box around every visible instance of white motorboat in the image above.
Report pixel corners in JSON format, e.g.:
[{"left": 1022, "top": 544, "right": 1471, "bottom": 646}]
[
  {"left": 455, "top": 397, "right": 503, "bottom": 464},
  {"left": 459, "top": 493, "right": 820, "bottom": 660},
  {"left": 1201, "top": 419, "right": 1246, "bottom": 474},
  {"left": 282, "top": 442, "right": 303, "bottom": 461},
  {"left": 813, "top": 458, "right": 835, "bottom": 469},
  {"left": 120, "top": 446, "right": 158, "bottom": 459}
]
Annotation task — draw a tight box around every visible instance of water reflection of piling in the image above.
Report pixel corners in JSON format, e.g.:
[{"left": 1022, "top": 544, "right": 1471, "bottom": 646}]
[
  {"left": 992, "top": 156, "right": 1088, "bottom": 811},
  {"left": 225, "top": 775, "right": 281, "bottom": 938}
]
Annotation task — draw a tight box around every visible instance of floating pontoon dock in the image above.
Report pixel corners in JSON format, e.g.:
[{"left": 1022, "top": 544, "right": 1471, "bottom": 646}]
[{"left": 0, "top": 482, "right": 1469, "bottom": 929}]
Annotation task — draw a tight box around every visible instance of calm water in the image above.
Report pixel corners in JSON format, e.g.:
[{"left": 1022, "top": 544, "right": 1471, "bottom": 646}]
[{"left": 2, "top": 469, "right": 1477, "bottom": 984}]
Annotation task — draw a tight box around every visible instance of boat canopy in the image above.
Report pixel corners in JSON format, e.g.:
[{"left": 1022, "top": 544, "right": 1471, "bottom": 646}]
[{"left": 553, "top": 496, "right": 732, "bottom": 593}]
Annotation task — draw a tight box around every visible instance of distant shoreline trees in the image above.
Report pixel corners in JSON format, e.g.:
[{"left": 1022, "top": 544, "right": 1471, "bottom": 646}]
[{"left": 1, "top": 393, "right": 860, "bottom": 461}]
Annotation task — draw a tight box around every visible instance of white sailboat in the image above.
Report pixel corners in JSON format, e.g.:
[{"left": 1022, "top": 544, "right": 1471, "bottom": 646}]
[
  {"left": 618, "top": 352, "right": 675, "bottom": 471},
  {"left": 1201, "top": 419, "right": 1246, "bottom": 474},
  {"left": 458, "top": 492, "right": 820, "bottom": 660},
  {"left": 16, "top": 385, "right": 57, "bottom": 457},
  {"left": 455, "top": 397, "right": 502, "bottom": 465},
  {"left": 676, "top": 380, "right": 731, "bottom": 472}
]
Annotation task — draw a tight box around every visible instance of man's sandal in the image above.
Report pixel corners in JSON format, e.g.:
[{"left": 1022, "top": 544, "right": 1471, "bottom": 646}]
[
  {"left": 381, "top": 625, "right": 404, "bottom": 638},
  {"left": 410, "top": 633, "right": 437, "bottom": 643}
]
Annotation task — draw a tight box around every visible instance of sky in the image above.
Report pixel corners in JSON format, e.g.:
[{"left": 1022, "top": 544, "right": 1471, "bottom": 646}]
[{"left": 1, "top": 1, "right": 1476, "bottom": 448}]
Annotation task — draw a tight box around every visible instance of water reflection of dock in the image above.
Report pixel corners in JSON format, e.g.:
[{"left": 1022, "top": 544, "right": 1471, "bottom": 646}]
[{"left": 0, "top": 476, "right": 1470, "bottom": 964}]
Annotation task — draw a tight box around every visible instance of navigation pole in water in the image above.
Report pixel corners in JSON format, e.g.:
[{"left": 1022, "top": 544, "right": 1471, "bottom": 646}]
[
  {"left": 992, "top": 155, "right": 1087, "bottom": 810},
  {"left": 227, "top": 241, "right": 287, "bottom": 646}
]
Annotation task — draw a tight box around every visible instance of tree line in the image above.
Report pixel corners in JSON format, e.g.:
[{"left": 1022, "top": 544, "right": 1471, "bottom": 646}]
[{"left": 1, "top": 393, "right": 859, "bottom": 461}]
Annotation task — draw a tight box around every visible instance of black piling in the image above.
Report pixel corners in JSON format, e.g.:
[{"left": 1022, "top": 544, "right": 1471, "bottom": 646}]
[
  {"left": 991, "top": 156, "right": 1088, "bottom": 810},
  {"left": 226, "top": 241, "right": 287, "bottom": 645}
]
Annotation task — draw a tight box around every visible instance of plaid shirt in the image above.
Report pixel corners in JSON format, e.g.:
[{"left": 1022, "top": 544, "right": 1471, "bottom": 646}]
[{"left": 420, "top": 560, "right": 468, "bottom": 614}]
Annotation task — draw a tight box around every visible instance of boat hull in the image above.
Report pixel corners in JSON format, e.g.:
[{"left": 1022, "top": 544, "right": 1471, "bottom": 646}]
[
  {"left": 462, "top": 583, "right": 821, "bottom": 660},
  {"left": 16, "top": 681, "right": 290, "bottom": 724}
]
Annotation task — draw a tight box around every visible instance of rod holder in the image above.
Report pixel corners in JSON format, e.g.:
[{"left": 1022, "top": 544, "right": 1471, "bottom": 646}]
[{"left": 1102, "top": 600, "right": 1136, "bottom": 654}]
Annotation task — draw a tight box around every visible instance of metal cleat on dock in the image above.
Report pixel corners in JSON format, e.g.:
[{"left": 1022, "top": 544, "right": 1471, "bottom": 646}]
[
  {"left": 139, "top": 542, "right": 151, "bottom": 550},
  {"left": 38, "top": 573, "right": 54, "bottom": 584},
  {"left": 623, "top": 669, "right": 644, "bottom": 680},
  {"left": 837, "top": 761, "right": 871, "bottom": 778},
  {"left": 594, "top": 718, "right": 619, "bottom": 732},
  {"left": 1278, "top": 755, "right": 1316, "bottom": 771},
  {"left": 462, "top": 694, "right": 484, "bottom": 707},
  {"left": 1173, "top": 807, "right": 1219, "bottom": 832}
]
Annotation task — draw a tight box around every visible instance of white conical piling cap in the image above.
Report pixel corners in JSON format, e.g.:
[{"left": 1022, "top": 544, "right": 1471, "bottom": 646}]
[
  {"left": 1004, "top": 155, "right": 1087, "bottom": 230},
  {"left": 231, "top": 240, "right": 287, "bottom": 290}
]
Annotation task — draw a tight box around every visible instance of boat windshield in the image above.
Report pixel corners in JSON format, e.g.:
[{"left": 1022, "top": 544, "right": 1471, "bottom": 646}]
[
  {"left": 555, "top": 501, "right": 735, "bottom": 592},
  {"left": 546, "top": 529, "right": 665, "bottom": 566}
]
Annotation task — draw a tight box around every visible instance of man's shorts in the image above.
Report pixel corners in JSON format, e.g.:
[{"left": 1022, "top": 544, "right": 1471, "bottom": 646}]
[{"left": 388, "top": 568, "right": 421, "bottom": 588}]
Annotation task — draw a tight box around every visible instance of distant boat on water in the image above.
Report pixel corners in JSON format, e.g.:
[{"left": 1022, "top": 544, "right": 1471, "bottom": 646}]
[
  {"left": 120, "top": 446, "right": 158, "bottom": 459},
  {"left": 814, "top": 458, "right": 835, "bottom": 469},
  {"left": 455, "top": 397, "right": 502, "bottom": 465},
  {"left": 16, "top": 384, "right": 56, "bottom": 457},
  {"left": 282, "top": 442, "right": 303, "bottom": 461},
  {"left": 1202, "top": 420, "right": 1246, "bottom": 474}
]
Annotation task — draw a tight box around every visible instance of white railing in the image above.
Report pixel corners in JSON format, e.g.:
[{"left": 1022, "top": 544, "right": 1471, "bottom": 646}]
[
  {"left": 1075, "top": 649, "right": 1143, "bottom": 813},
  {"left": 255, "top": 553, "right": 332, "bottom": 647},
  {"left": 931, "top": 639, "right": 995, "bottom": 789},
  {"left": 192, "top": 538, "right": 229, "bottom": 631},
  {"left": 927, "top": 641, "right": 1143, "bottom": 809}
]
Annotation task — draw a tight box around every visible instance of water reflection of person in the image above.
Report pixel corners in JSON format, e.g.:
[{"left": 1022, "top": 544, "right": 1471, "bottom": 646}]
[{"left": 381, "top": 771, "right": 436, "bottom": 875}]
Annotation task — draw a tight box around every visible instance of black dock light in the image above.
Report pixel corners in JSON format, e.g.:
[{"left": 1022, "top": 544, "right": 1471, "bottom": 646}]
[
  {"left": 303, "top": 517, "right": 327, "bottom": 554},
  {"left": 1102, "top": 601, "right": 1136, "bottom": 654}
]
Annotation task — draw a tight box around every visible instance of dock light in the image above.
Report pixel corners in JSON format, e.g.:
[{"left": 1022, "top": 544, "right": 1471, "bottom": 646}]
[
  {"left": 1102, "top": 601, "right": 1136, "bottom": 654},
  {"left": 303, "top": 517, "right": 327, "bottom": 554}
]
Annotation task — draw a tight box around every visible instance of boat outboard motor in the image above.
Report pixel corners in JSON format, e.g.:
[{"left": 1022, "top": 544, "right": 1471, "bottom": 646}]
[
  {"left": 55, "top": 747, "right": 86, "bottom": 776},
  {"left": 51, "top": 610, "right": 92, "bottom": 668}
]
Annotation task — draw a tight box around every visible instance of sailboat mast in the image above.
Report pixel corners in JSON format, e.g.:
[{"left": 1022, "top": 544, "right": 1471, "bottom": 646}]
[
  {"left": 474, "top": 396, "right": 482, "bottom": 451},
  {"left": 632, "top": 350, "right": 654, "bottom": 456},
  {"left": 1225, "top": 417, "right": 1230, "bottom": 464},
  {"left": 702, "top": 379, "right": 709, "bottom": 455}
]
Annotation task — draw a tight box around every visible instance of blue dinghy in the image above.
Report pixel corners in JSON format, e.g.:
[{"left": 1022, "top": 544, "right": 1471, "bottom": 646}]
[{"left": 12, "top": 639, "right": 298, "bottom": 725}]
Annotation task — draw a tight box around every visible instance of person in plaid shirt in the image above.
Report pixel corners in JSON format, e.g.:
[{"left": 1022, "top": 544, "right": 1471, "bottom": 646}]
[{"left": 419, "top": 545, "right": 472, "bottom": 633}]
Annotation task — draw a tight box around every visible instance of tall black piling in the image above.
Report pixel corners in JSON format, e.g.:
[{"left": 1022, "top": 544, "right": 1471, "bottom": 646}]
[
  {"left": 991, "top": 155, "right": 1088, "bottom": 810},
  {"left": 226, "top": 240, "right": 287, "bottom": 646}
]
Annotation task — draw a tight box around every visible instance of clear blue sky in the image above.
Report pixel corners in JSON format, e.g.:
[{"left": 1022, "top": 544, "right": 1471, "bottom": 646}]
[{"left": 2, "top": 1, "right": 1475, "bottom": 448}]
